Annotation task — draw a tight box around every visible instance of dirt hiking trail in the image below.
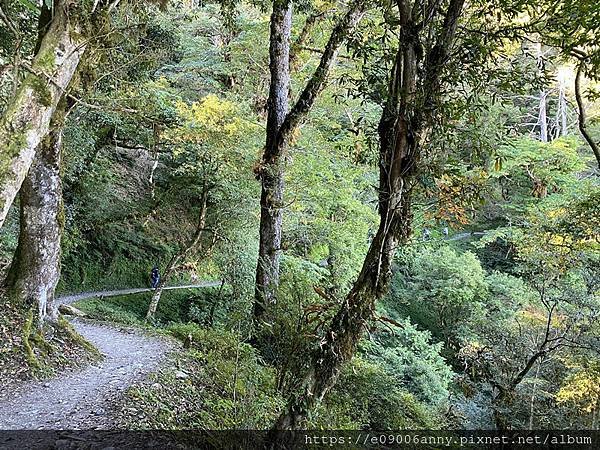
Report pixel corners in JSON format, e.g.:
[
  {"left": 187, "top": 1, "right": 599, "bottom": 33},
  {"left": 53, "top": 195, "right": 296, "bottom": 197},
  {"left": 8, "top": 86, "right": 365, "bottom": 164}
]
[{"left": 0, "top": 319, "right": 173, "bottom": 429}]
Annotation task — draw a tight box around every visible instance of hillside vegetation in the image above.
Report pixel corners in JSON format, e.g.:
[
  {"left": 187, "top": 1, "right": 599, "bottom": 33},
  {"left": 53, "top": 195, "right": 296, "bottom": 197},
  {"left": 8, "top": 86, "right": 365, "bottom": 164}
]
[{"left": 0, "top": 0, "right": 598, "bottom": 432}]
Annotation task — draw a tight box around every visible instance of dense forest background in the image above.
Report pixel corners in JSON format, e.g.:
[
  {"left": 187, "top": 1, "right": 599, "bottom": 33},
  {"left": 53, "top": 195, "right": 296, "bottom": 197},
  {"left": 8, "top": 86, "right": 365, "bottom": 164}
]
[{"left": 0, "top": 0, "right": 599, "bottom": 432}]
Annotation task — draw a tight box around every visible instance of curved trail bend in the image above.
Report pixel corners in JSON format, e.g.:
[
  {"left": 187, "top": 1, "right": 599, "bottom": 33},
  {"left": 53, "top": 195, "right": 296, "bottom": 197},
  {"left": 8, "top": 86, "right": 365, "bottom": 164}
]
[
  {"left": 57, "top": 280, "right": 223, "bottom": 305},
  {"left": 0, "top": 319, "right": 173, "bottom": 429},
  {"left": 0, "top": 282, "right": 223, "bottom": 429}
]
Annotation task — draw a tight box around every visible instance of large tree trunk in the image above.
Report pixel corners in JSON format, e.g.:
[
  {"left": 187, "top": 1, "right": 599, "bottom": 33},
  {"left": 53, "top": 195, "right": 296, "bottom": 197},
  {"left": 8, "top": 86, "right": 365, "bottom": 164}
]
[
  {"left": 146, "top": 188, "right": 210, "bottom": 321},
  {"left": 254, "top": 0, "right": 293, "bottom": 320},
  {"left": 270, "top": 0, "right": 465, "bottom": 431},
  {"left": 5, "top": 105, "right": 66, "bottom": 327},
  {"left": 0, "top": 0, "right": 89, "bottom": 229},
  {"left": 492, "top": 390, "right": 511, "bottom": 431},
  {"left": 271, "top": 95, "right": 418, "bottom": 433},
  {"left": 254, "top": 1, "right": 366, "bottom": 322}
]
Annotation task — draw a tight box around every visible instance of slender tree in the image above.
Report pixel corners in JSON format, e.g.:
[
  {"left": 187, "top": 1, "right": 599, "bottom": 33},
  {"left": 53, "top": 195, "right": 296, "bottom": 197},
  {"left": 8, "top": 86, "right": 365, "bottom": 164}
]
[
  {"left": 254, "top": 0, "right": 292, "bottom": 320},
  {"left": 574, "top": 61, "right": 600, "bottom": 169},
  {"left": 538, "top": 0, "right": 600, "bottom": 168},
  {"left": 254, "top": 0, "right": 367, "bottom": 322},
  {"left": 289, "top": 9, "right": 325, "bottom": 69},
  {"left": 146, "top": 185, "right": 212, "bottom": 321},
  {"left": 271, "top": 0, "right": 466, "bottom": 430}
]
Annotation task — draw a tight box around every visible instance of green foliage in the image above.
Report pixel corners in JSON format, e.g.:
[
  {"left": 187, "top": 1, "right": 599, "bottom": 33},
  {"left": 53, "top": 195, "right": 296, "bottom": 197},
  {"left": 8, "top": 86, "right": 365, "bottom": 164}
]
[
  {"left": 557, "top": 360, "right": 600, "bottom": 416},
  {"left": 315, "top": 358, "right": 440, "bottom": 430},
  {"left": 390, "top": 246, "right": 488, "bottom": 346},
  {"left": 119, "top": 323, "right": 284, "bottom": 429},
  {"left": 483, "top": 271, "right": 534, "bottom": 319},
  {"left": 75, "top": 288, "right": 223, "bottom": 326},
  {"left": 75, "top": 296, "right": 148, "bottom": 325},
  {"left": 251, "top": 255, "right": 327, "bottom": 378},
  {"left": 490, "top": 137, "right": 585, "bottom": 210},
  {"left": 286, "top": 117, "right": 378, "bottom": 293},
  {"left": 360, "top": 319, "right": 454, "bottom": 406}
]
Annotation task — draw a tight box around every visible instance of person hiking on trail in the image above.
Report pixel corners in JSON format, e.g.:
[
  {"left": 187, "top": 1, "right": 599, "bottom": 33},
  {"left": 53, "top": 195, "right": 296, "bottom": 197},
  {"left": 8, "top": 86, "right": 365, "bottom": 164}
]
[
  {"left": 422, "top": 228, "right": 431, "bottom": 241},
  {"left": 442, "top": 226, "right": 449, "bottom": 238},
  {"left": 151, "top": 266, "right": 160, "bottom": 289}
]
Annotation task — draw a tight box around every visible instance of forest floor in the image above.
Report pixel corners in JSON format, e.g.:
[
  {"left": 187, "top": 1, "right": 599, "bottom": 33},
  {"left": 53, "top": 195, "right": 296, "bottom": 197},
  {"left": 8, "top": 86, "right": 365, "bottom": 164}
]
[{"left": 0, "top": 318, "right": 175, "bottom": 429}]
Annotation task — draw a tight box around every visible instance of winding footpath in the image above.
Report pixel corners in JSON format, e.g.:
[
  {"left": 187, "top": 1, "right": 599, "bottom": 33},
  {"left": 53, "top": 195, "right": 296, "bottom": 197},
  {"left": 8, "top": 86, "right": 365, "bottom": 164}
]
[
  {"left": 0, "top": 319, "right": 172, "bottom": 429},
  {"left": 57, "top": 280, "right": 223, "bottom": 305},
  {"left": 0, "top": 282, "right": 220, "bottom": 429}
]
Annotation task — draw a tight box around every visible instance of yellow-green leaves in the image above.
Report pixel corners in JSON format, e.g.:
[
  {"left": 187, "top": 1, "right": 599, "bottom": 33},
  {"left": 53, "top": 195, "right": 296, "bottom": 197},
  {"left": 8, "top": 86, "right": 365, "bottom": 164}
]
[
  {"left": 173, "top": 95, "right": 244, "bottom": 144},
  {"left": 557, "top": 363, "right": 600, "bottom": 414}
]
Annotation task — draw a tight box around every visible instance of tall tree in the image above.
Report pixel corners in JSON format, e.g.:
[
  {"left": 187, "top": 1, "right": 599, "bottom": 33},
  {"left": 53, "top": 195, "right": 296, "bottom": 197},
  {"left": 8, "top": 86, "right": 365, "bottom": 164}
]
[
  {"left": 146, "top": 184, "right": 211, "bottom": 320},
  {"left": 271, "top": 0, "right": 466, "bottom": 430},
  {"left": 0, "top": 0, "right": 83, "bottom": 327},
  {"left": 4, "top": 102, "right": 66, "bottom": 326},
  {"left": 0, "top": 0, "right": 86, "bottom": 229},
  {"left": 540, "top": 0, "right": 600, "bottom": 168},
  {"left": 144, "top": 94, "right": 251, "bottom": 320},
  {"left": 574, "top": 60, "right": 600, "bottom": 169},
  {"left": 254, "top": 0, "right": 292, "bottom": 320},
  {"left": 0, "top": 0, "right": 139, "bottom": 229},
  {"left": 254, "top": 0, "right": 366, "bottom": 322}
]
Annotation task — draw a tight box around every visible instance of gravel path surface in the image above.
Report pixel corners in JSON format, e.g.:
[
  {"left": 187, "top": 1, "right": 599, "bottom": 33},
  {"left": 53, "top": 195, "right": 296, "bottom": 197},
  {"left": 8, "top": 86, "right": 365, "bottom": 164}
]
[
  {"left": 448, "top": 231, "right": 486, "bottom": 241},
  {"left": 0, "top": 319, "right": 174, "bottom": 429},
  {"left": 57, "top": 280, "right": 223, "bottom": 305}
]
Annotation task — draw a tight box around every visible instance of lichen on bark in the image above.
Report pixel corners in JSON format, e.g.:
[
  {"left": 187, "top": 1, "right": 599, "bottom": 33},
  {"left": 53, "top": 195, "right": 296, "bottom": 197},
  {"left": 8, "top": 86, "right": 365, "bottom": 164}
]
[
  {"left": 6, "top": 105, "right": 66, "bottom": 328},
  {"left": 0, "top": 0, "right": 88, "bottom": 229}
]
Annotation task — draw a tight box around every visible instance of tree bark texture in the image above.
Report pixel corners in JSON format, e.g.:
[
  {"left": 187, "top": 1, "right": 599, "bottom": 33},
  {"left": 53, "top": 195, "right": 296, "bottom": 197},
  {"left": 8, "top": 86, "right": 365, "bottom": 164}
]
[
  {"left": 538, "top": 91, "right": 548, "bottom": 142},
  {"left": 271, "top": 0, "right": 465, "bottom": 431},
  {"left": 5, "top": 106, "right": 66, "bottom": 326},
  {"left": 0, "top": 0, "right": 89, "bottom": 229},
  {"left": 254, "top": 0, "right": 293, "bottom": 320},
  {"left": 254, "top": 0, "right": 366, "bottom": 322}
]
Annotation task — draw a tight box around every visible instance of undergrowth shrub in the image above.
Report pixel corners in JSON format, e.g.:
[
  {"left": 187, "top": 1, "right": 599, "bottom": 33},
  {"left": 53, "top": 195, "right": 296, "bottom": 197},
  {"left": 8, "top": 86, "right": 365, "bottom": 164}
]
[
  {"left": 117, "top": 324, "right": 284, "bottom": 429},
  {"left": 314, "top": 358, "right": 441, "bottom": 429},
  {"left": 0, "top": 299, "right": 100, "bottom": 386},
  {"left": 75, "top": 289, "right": 222, "bottom": 325}
]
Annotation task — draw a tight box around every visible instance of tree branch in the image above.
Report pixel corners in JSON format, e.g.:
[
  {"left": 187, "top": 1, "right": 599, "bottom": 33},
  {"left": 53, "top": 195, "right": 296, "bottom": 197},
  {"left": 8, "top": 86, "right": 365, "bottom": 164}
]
[
  {"left": 0, "top": 4, "right": 20, "bottom": 38},
  {"left": 276, "top": 1, "right": 367, "bottom": 147},
  {"left": 290, "top": 11, "right": 327, "bottom": 66},
  {"left": 574, "top": 62, "right": 600, "bottom": 169}
]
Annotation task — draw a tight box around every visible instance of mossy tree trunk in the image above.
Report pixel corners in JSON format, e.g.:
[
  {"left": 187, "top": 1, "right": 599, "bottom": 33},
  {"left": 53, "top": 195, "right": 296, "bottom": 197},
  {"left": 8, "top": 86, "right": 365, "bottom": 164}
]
[
  {"left": 254, "top": 0, "right": 366, "bottom": 322},
  {"left": 270, "top": 0, "right": 465, "bottom": 431},
  {"left": 0, "top": 0, "right": 93, "bottom": 229},
  {"left": 5, "top": 104, "right": 66, "bottom": 327}
]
